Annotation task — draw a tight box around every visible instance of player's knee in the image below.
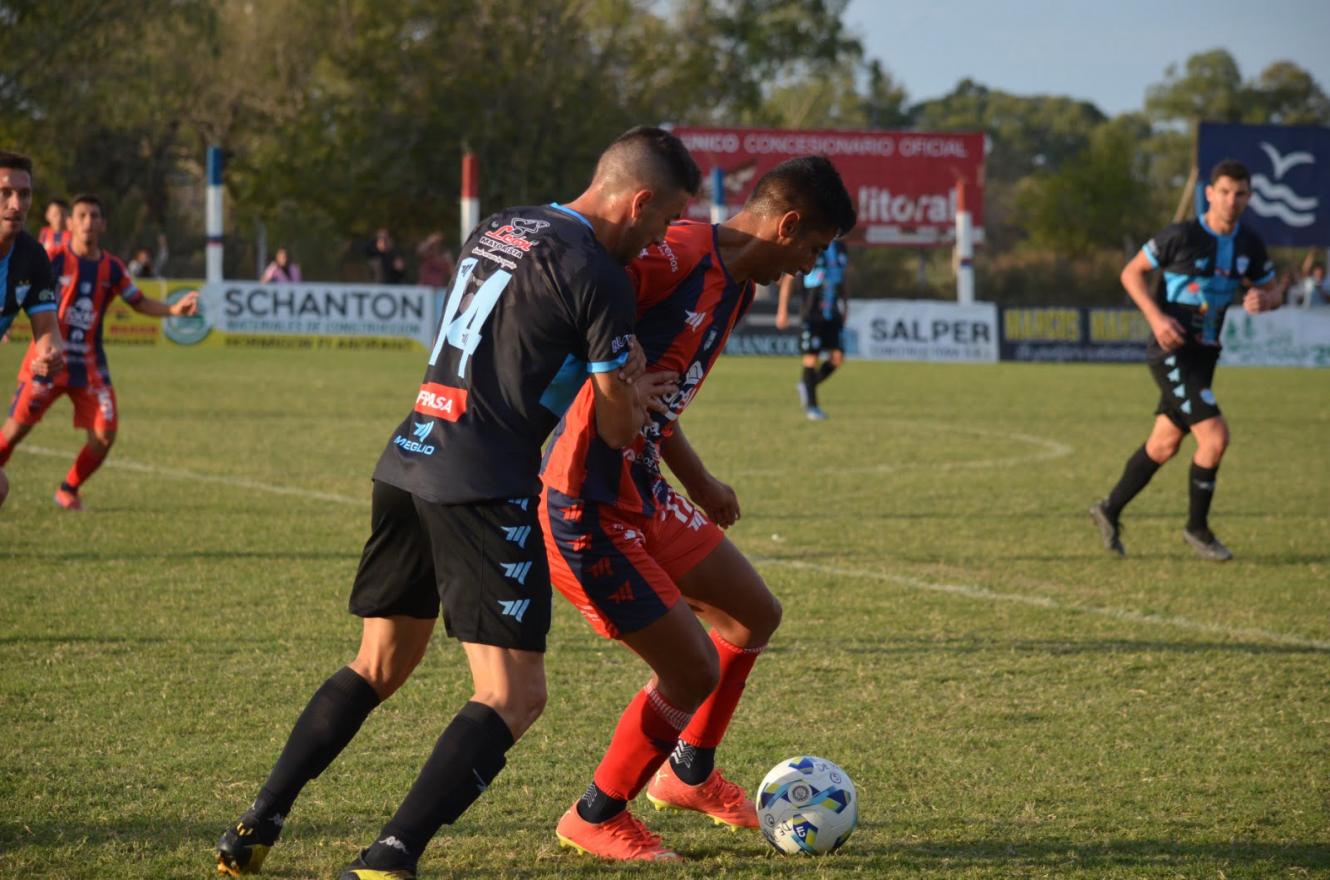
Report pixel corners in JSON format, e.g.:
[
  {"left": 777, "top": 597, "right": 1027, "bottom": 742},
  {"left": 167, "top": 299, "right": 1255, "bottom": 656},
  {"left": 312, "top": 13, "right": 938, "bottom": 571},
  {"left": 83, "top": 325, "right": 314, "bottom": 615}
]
[
  {"left": 756, "top": 592, "right": 783, "bottom": 643},
  {"left": 349, "top": 647, "right": 426, "bottom": 699},
  {"left": 1146, "top": 436, "right": 1181, "bottom": 461},
  {"left": 476, "top": 677, "right": 547, "bottom": 739},
  {"left": 92, "top": 429, "right": 116, "bottom": 451}
]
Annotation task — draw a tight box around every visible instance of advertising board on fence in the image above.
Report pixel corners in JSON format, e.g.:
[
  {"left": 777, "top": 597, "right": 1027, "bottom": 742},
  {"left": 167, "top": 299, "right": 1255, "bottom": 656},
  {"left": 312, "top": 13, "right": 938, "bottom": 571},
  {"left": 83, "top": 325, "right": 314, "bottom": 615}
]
[
  {"left": 845, "top": 300, "right": 998, "bottom": 362},
  {"left": 673, "top": 126, "right": 985, "bottom": 247},
  {"left": 1220, "top": 308, "right": 1330, "bottom": 367},
  {"left": 999, "top": 307, "right": 1150, "bottom": 362}
]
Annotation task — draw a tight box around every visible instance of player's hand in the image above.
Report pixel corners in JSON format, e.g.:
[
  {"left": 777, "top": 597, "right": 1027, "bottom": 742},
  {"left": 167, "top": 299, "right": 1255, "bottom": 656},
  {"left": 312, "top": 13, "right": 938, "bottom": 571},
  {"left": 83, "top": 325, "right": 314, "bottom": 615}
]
[
  {"left": 1243, "top": 285, "right": 1281, "bottom": 314},
  {"left": 617, "top": 337, "right": 647, "bottom": 384},
  {"left": 774, "top": 309, "right": 788, "bottom": 330},
  {"left": 635, "top": 370, "right": 678, "bottom": 418},
  {"left": 29, "top": 338, "right": 64, "bottom": 378},
  {"left": 1149, "top": 314, "right": 1186, "bottom": 351},
  {"left": 690, "top": 474, "right": 740, "bottom": 529},
  {"left": 170, "top": 290, "right": 201, "bottom": 317}
]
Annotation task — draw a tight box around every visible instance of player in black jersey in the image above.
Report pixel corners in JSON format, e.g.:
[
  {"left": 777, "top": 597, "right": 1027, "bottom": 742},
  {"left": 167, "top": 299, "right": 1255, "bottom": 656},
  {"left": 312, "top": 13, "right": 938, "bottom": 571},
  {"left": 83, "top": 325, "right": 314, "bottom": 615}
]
[
  {"left": 0, "top": 151, "right": 64, "bottom": 510},
  {"left": 775, "top": 238, "right": 848, "bottom": 419},
  {"left": 215, "top": 127, "right": 699, "bottom": 880},
  {"left": 1089, "top": 160, "right": 1283, "bottom": 562}
]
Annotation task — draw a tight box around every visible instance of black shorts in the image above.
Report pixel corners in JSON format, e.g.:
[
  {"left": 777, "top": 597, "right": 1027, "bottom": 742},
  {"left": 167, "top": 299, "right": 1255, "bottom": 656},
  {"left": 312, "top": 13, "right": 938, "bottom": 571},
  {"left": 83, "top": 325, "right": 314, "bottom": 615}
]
[
  {"left": 800, "top": 317, "right": 844, "bottom": 355},
  {"left": 348, "top": 480, "right": 552, "bottom": 652},
  {"left": 1147, "top": 347, "right": 1221, "bottom": 431}
]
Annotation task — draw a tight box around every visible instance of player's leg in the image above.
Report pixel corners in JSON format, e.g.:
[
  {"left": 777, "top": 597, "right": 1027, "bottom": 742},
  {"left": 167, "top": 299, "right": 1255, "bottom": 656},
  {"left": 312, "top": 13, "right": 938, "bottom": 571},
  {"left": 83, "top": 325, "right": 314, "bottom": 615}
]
[
  {"left": 0, "top": 374, "right": 50, "bottom": 466},
  {"left": 645, "top": 534, "right": 779, "bottom": 829},
  {"left": 0, "top": 465, "right": 7, "bottom": 509},
  {"left": 218, "top": 481, "right": 438, "bottom": 877},
  {"left": 797, "top": 319, "right": 821, "bottom": 414},
  {"left": 54, "top": 385, "right": 118, "bottom": 509},
  {"left": 1091, "top": 414, "right": 1183, "bottom": 556},
  {"left": 817, "top": 346, "right": 845, "bottom": 386},
  {"left": 1182, "top": 414, "right": 1232, "bottom": 560},
  {"left": 343, "top": 495, "right": 551, "bottom": 878}
]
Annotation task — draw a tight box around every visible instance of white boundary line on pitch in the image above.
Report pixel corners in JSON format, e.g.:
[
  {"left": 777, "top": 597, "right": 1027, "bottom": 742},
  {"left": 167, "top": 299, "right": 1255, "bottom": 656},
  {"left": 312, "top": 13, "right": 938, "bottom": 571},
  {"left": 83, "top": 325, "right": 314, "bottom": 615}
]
[
  {"left": 752, "top": 556, "right": 1330, "bottom": 653},
  {"left": 18, "top": 444, "right": 1327, "bottom": 652},
  {"left": 19, "top": 444, "right": 366, "bottom": 506}
]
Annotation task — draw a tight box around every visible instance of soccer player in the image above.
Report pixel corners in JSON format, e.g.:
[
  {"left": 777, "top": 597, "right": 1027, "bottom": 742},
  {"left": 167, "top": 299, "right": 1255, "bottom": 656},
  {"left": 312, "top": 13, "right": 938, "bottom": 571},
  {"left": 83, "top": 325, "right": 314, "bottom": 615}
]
[
  {"left": 214, "top": 126, "right": 699, "bottom": 880},
  {"left": 0, "top": 193, "right": 199, "bottom": 510},
  {"left": 0, "top": 151, "right": 64, "bottom": 510},
  {"left": 541, "top": 156, "right": 856, "bottom": 861},
  {"left": 775, "top": 236, "right": 848, "bottom": 419},
  {"left": 1089, "top": 159, "right": 1283, "bottom": 561},
  {"left": 38, "top": 197, "right": 70, "bottom": 256}
]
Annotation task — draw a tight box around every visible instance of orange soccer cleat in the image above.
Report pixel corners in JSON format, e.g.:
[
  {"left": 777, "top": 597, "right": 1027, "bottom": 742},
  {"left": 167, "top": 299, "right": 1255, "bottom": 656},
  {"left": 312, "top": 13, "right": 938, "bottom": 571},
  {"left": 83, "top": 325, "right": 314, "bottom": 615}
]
[
  {"left": 645, "top": 763, "right": 758, "bottom": 829},
  {"left": 555, "top": 802, "right": 681, "bottom": 861},
  {"left": 53, "top": 486, "right": 84, "bottom": 511}
]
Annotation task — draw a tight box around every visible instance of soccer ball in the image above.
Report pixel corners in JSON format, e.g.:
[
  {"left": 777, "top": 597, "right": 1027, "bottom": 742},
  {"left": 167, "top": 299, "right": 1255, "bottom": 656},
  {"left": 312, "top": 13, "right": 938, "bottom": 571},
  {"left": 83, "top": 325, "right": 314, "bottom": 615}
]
[{"left": 755, "top": 756, "right": 857, "bottom": 855}]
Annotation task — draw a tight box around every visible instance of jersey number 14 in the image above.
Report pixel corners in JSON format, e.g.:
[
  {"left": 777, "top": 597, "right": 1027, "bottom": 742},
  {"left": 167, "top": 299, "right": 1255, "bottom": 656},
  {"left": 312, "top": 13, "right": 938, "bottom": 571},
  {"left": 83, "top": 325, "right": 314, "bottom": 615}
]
[{"left": 428, "top": 257, "right": 514, "bottom": 377}]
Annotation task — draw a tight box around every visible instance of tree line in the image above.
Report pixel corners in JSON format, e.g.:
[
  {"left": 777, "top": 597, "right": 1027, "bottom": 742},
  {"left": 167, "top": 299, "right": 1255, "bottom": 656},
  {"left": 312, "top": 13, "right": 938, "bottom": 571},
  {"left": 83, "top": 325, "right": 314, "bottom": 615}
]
[{"left": 3, "top": 0, "right": 1326, "bottom": 302}]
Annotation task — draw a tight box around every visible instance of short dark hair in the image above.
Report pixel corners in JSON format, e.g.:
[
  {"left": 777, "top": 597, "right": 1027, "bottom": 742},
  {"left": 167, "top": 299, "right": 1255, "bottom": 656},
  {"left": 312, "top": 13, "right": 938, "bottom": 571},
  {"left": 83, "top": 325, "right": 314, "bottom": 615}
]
[
  {"left": 596, "top": 126, "right": 702, "bottom": 196},
  {"left": 0, "top": 150, "right": 34, "bottom": 175},
  {"left": 47, "top": 198, "right": 69, "bottom": 210},
  {"left": 1210, "top": 159, "right": 1250, "bottom": 185},
  {"left": 71, "top": 193, "right": 104, "bottom": 214},
  {"left": 746, "top": 155, "right": 857, "bottom": 237}
]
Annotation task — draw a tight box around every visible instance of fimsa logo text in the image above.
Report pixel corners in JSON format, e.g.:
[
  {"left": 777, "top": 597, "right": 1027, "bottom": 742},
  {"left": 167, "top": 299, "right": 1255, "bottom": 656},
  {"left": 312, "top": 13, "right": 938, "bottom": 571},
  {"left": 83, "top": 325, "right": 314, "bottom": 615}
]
[{"left": 394, "top": 420, "right": 436, "bottom": 456}]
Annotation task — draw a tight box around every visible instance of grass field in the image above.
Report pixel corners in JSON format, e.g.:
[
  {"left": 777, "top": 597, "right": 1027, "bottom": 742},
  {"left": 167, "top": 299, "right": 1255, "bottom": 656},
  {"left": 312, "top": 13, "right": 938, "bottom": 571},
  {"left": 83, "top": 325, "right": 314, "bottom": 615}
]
[{"left": 1, "top": 343, "right": 1327, "bottom": 879}]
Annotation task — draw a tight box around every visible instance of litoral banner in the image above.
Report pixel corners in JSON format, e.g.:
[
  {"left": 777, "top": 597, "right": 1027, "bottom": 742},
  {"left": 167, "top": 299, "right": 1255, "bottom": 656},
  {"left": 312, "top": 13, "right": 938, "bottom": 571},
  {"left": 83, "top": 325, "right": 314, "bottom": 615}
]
[
  {"left": 673, "top": 126, "right": 986, "bottom": 247},
  {"left": 844, "top": 300, "right": 998, "bottom": 362},
  {"left": 1220, "top": 307, "right": 1330, "bottom": 367},
  {"left": 195, "top": 282, "right": 437, "bottom": 351}
]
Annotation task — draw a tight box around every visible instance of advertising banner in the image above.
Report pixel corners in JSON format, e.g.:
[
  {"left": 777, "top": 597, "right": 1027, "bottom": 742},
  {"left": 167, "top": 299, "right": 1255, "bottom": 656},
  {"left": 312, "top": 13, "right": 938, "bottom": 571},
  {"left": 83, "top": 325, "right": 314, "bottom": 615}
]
[
  {"left": 1220, "top": 307, "right": 1330, "bottom": 367},
  {"left": 844, "top": 299, "right": 998, "bottom": 362},
  {"left": 1197, "top": 122, "right": 1330, "bottom": 247},
  {"left": 999, "top": 306, "right": 1150, "bottom": 362},
  {"left": 2, "top": 278, "right": 204, "bottom": 347},
  {"left": 673, "top": 127, "right": 985, "bottom": 247}
]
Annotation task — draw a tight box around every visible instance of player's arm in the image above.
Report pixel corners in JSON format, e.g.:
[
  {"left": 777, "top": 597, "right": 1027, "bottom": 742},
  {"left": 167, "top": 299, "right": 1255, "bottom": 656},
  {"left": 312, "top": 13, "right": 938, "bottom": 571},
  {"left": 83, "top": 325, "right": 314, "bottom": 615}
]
[
  {"left": 1243, "top": 251, "right": 1283, "bottom": 314},
  {"left": 130, "top": 288, "right": 199, "bottom": 318},
  {"left": 1120, "top": 248, "right": 1184, "bottom": 351},
  {"left": 661, "top": 423, "right": 739, "bottom": 528},
  {"left": 775, "top": 275, "right": 794, "bottom": 330},
  {"left": 27, "top": 308, "right": 64, "bottom": 378},
  {"left": 589, "top": 368, "right": 676, "bottom": 449}
]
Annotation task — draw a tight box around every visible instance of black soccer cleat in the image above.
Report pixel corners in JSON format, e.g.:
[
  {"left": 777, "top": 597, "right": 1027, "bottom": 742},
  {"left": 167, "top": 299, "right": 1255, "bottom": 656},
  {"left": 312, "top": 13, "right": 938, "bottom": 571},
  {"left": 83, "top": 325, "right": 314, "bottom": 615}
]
[
  {"left": 216, "top": 811, "right": 283, "bottom": 876},
  {"left": 1088, "top": 500, "right": 1125, "bottom": 556},
  {"left": 1183, "top": 527, "right": 1233, "bottom": 562},
  {"left": 338, "top": 850, "right": 417, "bottom": 880}
]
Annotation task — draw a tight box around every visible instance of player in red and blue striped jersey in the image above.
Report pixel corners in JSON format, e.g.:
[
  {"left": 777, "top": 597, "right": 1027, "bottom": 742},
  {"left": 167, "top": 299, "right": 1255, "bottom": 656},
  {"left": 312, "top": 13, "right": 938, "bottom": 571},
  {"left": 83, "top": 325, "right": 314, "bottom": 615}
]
[
  {"left": 540, "top": 157, "right": 856, "bottom": 861},
  {"left": 38, "top": 198, "right": 70, "bottom": 257},
  {"left": 0, "top": 193, "right": 198, "bottom": 510}
]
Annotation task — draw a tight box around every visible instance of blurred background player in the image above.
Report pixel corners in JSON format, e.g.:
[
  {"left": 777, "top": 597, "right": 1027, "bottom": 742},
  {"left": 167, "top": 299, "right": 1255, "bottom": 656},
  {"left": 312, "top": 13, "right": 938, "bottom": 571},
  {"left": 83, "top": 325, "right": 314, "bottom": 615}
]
[
  {"left": 37, "top": 197, "right": 70, "bottom": 256},
  {"left": 213, "top": 126, "right": 695, "bottom": 880},
  {"left": 541, "top": 156, "right": 856, "bottom": 861},
  {"left": 0, "top": 193, "right": 199, "bottom": 511},
  {"left": 775, "top": 237, "right": 849, "bottom": 419},
  {"left": 1089, "top": 159, "right": 1283, "bottom": 562},
  {"left": 0, "top": 151, "right": 65, "bottom": 510}
]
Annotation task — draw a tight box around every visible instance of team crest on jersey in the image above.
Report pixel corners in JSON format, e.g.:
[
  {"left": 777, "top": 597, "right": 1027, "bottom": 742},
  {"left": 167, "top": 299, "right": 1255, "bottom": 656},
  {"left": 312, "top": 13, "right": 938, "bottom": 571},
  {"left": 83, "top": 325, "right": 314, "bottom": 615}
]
[{"left": 1236, "top": 255, "right": 1250, "bottom": 275}]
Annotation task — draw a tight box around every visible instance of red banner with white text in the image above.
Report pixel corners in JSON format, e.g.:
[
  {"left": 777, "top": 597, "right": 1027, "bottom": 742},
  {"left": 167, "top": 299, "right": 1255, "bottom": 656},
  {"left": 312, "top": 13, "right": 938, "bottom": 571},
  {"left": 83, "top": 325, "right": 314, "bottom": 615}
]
[{"left": 674, "top": 126, "right": 985, "bottom": 247}]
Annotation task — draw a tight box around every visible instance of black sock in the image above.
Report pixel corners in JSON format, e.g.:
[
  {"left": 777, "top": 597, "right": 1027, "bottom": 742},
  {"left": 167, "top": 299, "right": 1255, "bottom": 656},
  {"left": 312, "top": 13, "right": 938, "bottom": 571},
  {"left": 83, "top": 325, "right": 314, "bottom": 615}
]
[
  {"left": 802, "top": 366, "right": 819, "bottom": 407},
  {"left": 816, "top": 361, "right": 837, "bottom": 384},
  {"left": 365, "top": 701, "right": 515, "bottom": 867},
  {"left": 1105, "top": 445, "right": 1163, "bottom": 520},
  {"left": 575, "top": 781, "right": 627, "bottom": 824},
  {"left": 59, "top": 481, "right": 77, "bottom": 495},
  {"left": 669, "top": 740, "right": 715, "bottom": 785},
  {"left": 253, "top": 666, "right": 381, "bottom": 821},
  {"left": 1187, "top": 462, "right": 1219, "bottom": 534}
]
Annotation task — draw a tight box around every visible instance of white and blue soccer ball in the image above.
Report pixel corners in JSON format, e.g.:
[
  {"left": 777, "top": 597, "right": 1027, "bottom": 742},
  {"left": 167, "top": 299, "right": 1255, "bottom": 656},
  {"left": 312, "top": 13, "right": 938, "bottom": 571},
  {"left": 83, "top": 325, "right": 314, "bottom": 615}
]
[{"left": 756, "top": 755, "right": 858, "bottom": 855}]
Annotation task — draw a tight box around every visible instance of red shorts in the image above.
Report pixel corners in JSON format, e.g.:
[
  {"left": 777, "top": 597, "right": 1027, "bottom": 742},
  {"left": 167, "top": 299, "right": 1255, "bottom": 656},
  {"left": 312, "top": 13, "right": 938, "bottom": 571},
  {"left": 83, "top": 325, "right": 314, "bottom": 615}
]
[
  {"left": 7, "top": 376, "right": 118, "bottom": 433},
  {"left": 540, "top": 484, "right": 725, "bottom": 639}
]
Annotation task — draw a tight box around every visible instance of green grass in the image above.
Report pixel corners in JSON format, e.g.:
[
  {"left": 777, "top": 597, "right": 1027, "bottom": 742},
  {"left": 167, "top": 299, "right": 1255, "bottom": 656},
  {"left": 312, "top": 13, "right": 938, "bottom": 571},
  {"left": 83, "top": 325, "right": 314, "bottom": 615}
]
[{"left": 1, "top": 344, "right": 1327, "bottom": 879}]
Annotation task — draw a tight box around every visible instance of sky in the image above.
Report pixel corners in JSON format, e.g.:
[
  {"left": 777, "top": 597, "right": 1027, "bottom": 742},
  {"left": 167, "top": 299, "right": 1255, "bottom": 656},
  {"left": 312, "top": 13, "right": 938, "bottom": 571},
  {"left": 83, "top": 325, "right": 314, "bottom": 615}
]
[{"left": 844, "top": 0, "right": 1330, "bottom": 117}]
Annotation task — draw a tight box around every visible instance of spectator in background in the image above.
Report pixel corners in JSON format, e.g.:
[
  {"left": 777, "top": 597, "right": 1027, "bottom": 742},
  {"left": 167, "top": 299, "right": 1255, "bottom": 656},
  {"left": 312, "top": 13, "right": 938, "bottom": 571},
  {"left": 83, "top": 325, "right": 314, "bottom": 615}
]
[
  {"left": 415, "top": 231, "right": 455, "bottom": 288},
  {"left": 38, "top": 198, "right": 70, "bottom": 256},
  {"left": 1290, "top": 251, "right": 1328, "bottom": 308},
  {"left": 366, "top": 227, "right": 406, "bottom": 284},
  {"left": 261, "top": 246, "right": 302, "bottom": 283},
  {"left": 127, "top": 233, "right": 169, "bottom": 278}
]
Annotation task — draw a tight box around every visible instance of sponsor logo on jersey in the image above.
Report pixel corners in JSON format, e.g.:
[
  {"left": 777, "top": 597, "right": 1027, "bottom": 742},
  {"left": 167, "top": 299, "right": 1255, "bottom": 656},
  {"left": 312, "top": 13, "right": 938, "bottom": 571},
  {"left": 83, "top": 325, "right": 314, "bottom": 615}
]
[
  {"left": 394, "top": 420, "right": 437, "bottom": 456},
  {"left": 500, "top": 561, "right": 533, "bottom": 586},
  {"left": 414, "top": 382, "right": 468, "bottom": 421},
  {"left": 684, "top": 309, "right": 707, "bottom": 331},
  {"left": 658, "top": 241, "right": 679, "bottom": 273},
  {"left": 502, "top": 525, "right": 532, "bottom": 548},
  {"left": 411, "top": 420, "right": 433, "bottom": 442},
  {"left": 482, "top": 220, "right": 544, "bottom": 253}
]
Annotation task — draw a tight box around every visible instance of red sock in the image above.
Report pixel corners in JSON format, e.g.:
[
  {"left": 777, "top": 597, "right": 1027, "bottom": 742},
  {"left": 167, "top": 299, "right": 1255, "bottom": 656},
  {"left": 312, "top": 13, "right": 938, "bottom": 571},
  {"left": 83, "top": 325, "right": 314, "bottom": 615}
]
[
  {"left": 592, "top": 683, "right": 692, "bottom": 800},
  {"left": 64, "top": 444, "right": 109, "bottom": 490},
  {"left": 0, "top": 434, "right": 11, "bottom": 466},
  {"left": 677, "top": 632, "right": 764, "bottom": 750}
]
